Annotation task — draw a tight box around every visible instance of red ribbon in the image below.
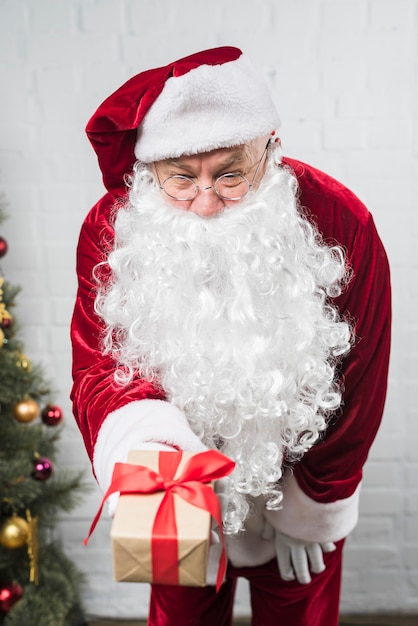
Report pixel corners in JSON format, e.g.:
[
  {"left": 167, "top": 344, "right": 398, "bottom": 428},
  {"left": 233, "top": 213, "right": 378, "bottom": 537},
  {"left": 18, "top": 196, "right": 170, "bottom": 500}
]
[{"left": 84, "top": 450, "right": 235, "bottom": 592}]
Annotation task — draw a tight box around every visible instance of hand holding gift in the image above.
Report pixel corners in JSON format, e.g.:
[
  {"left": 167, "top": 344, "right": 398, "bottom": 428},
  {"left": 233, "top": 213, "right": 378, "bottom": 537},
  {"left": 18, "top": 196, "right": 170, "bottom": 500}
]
[{"left": 84, "top": 450, "right": 235, "bottom": 591}]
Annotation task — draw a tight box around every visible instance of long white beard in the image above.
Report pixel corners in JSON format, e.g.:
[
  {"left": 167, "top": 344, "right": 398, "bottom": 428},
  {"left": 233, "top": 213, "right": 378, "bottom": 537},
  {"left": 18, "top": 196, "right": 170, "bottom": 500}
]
[{"left": 95, "top": 153, "right": 352, "bottom": 533}]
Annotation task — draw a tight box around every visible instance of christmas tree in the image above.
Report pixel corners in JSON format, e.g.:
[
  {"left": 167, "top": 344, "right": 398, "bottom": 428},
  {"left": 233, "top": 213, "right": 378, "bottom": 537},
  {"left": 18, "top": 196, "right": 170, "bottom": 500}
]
[{"left": 0, "top": 201, "right": 87, "bottom": 625}]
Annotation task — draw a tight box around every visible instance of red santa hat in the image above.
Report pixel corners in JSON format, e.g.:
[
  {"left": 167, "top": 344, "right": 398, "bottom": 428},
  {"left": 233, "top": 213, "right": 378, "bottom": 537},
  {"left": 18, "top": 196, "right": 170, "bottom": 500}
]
[{"left": 86, "top": 46, "right": 280, "bottom": 197}]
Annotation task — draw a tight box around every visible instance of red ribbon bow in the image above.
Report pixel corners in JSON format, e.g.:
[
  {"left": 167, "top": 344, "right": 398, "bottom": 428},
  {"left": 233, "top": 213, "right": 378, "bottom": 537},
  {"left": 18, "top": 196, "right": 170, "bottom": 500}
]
[{"left": 84, "top": 450, "right": 235, "bottom": 592}]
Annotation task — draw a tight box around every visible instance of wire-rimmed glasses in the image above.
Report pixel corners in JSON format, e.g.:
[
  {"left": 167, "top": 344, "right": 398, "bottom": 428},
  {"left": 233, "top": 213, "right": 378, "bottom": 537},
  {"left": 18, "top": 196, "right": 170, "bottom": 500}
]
[{"left": 155, "top": 140, "right": 270, "bottom": 202}]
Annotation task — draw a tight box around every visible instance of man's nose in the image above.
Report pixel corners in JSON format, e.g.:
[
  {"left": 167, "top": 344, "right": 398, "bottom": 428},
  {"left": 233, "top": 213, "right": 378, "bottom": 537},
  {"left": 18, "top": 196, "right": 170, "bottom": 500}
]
[{"left": 188, "top": 185, "right": 225, "bottom": 218}]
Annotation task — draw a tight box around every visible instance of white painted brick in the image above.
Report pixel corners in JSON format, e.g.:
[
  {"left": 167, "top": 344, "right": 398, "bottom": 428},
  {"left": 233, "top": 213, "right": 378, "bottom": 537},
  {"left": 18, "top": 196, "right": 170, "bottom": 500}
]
[
  {"left": 405, "top": 491, "right": 418, "bottom": 515},
  {"left": 36, "top": 64, "right": 78, "bottom": 98},
  {"left": 27, "top": 0, "right": 75, "bottom": 35},
  {"left": 45, "top": 243, "right": 75, "bottom": 270},
  {"left": 366, "top": 433, "right": 405, "bottom": 460},
  {"left": 402, "top": 545, "right": 418, "bottom": 569},
  {"left": 3, "top": 239, "right": 43, "bottom": 271},
  {"left": 11, "top": 326, "right": 48, "bottom": 357},
  {"left": 320, "top": 0, "right": 368, "bottom": 28},
  {"left": 349, "top": 516, "right": 395, "bottom": 545},
  {"left": 49, "top": 325, "right": 72, "bottom": 353},
  {"left": 281, "top": 120, "right": 322, "bottom": 151},
  {"left": 319, "top": 59, "right": 368, "bottom": 92},
  {"left": 341, "top": 566, "right": 404, "bottom": 612},
  {"left": 0, "top": 212, "right": 38, "bottom": 243},
  {"left": 80, "top": 0, "right": 126, "bottom": 34},
  {"left": 317, "top": 29, "right": 370, "bottom": 69},
  {"left": 0, "top": 30, "right": 25, "bottom": 64},
  {"left": 0, "top": 62, "right": 34, "bottom": 100},
  {"left": 359, "top": 490, "right": 403, "bottom": 515},
  {"left": 343, "top": 149, "right": 407, "bottom": 179},
  {"left": 362, "top": 461, "right": 400, "bottom": 487},
  {"left": 48, "top": 353, "right": 76, "bottom": 395},
  {"left": 370, "top": 118, "right": 414, "bottom": 149},
  {"left": 40, "top": 208, "right": 84, "bottom": 244},
  {"left": 283, "top": 88, "right": 335, "bottom": 122},
  {"left": 406, "top": 571, "right": 418, "bottom": 609},
  {"left": 369, "top": 0, "right": 413, "bottom": 31},
  {"left": 0, "top": 0, "right": 28, "bottom": 35},
  {"left": 127, "top": 0, "right": 180, "bottom": 36},
  {"left": 323, "top": 119, "right": 368, "bottom": 150},
  {"left": 0, "top": 153, "right": 43, "bottom": 184},
  {"left": 405, "top": 464, "right": 418, "bottom": 487},
  {"left": 405, "top": 436, "right": 418, "bottom": 462},
  {"left": 360, "top": 175, "right": 410, "bottom": 206},
  {"left": 219, "top": 0, "right": 272, "bottom": 28},
  {"left": 47, "top": 269, "right": 78, "bottom": 297},
  {"left": 52, "top": 297, "right": 76, "bottom": 325},
  {"left": 403, "top": 515, "right": 418, "bottom": 542},
  {"left": 12, "top": 296, "right": 49, "bottom": 325},
  {"left": 24, "top": 32, "right": 120, "bottom": 67},
  {"left": 337, "top": 88, "right": 408, "bottom": 119}
]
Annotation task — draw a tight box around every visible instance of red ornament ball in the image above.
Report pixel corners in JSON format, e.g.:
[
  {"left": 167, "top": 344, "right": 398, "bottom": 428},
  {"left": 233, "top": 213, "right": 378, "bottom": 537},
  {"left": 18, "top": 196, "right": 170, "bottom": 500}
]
[
  {"left": 32, "top": 457, "right": 53, "bottom": 481},
  {"left": 0, "top": 316, "right": 13, "bottom": 331},
  {"left": 0, "top": 237, "right": 8, "bottom": 259},
  {"left": 0, "top": 582, "right": 23, "bottom": 613},
  {"left": 41, "top": 404, "right": 63, "bottom": 427}
]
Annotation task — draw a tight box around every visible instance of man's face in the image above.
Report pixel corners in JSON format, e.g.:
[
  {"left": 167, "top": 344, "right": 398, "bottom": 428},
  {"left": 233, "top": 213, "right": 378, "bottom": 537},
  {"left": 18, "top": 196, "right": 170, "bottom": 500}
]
[{"left": 151, "top": 135, "right": 270, "bottom": 218}]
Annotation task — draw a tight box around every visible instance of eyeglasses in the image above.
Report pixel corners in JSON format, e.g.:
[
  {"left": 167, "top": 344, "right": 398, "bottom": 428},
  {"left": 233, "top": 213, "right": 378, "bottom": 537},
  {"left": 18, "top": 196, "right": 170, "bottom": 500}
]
[{"left": 155, "top": 140, "right": 270, "bottom": 202}]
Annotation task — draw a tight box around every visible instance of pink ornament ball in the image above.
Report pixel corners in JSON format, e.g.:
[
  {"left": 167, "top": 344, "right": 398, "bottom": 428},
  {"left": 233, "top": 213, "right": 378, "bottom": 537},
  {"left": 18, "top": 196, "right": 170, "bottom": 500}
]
[
  {"left": 0, "top": 237, "right": 8, "bottom": 259},
  {"left": 32, "top": 457, "right": 54, "bottom": 481}
]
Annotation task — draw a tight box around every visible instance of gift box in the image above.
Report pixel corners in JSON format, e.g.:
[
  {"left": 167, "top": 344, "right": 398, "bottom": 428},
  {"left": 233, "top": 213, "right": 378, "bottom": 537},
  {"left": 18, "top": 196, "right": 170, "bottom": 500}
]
[
  {"left": 112, "top": 450, "right": 211, "bottom": 586},
  {"left": 84, "top": 448, "right": 235, "bottom": 591}
]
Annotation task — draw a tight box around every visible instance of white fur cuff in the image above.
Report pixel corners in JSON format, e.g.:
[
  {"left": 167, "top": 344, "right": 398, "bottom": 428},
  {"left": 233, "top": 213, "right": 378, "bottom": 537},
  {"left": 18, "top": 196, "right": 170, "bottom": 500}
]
[
  {"left": 93, "top": 399, "right": 206, "bottom": 497},
  {"left": 264, "top": 472, "right": 361, "bottom": 543}
]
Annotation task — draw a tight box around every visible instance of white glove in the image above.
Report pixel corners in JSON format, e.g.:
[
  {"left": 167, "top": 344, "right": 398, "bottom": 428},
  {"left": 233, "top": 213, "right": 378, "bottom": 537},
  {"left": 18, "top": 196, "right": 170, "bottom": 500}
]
[
  {"left": 270, "top": 527, "right": 336, "bottom": 584},
  {"left": 205, "top": 477, "right": 230, "bottom": 586},
  {"left": 206, "top": 525, "right": 223, "bottom": 586}
]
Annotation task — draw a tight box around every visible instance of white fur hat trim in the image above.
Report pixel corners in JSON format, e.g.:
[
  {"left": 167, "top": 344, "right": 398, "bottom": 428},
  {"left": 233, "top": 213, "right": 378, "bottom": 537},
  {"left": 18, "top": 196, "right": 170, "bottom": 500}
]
[{"left": 135, "top": 54, "right": 280, "bottom": 163}]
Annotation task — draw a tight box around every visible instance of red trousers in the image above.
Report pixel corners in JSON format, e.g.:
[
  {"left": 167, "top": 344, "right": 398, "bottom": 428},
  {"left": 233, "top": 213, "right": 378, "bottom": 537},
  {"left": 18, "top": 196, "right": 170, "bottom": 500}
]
[{"left": 149, "top": 538, "right": 345, "bottom": 626}]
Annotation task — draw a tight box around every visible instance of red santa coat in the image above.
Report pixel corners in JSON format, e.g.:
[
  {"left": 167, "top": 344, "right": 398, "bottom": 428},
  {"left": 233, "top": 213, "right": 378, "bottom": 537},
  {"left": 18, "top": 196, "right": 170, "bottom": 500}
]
[{"left": 71, "top": 155, "right": 391, "bottom": 550}]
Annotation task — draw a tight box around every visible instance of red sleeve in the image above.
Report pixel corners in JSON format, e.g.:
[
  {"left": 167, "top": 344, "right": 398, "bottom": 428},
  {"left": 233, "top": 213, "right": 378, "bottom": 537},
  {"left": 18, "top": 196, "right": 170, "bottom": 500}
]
[
  {"left": 285, "top": 159, "right": 391, "bottom": 504},
  {"left": 70, "top": 194, "right": 166, "bottom": 461}
]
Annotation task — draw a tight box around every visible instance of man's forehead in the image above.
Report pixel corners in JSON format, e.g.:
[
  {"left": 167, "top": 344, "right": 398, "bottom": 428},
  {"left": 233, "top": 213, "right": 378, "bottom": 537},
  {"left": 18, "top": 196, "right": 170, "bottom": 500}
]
[{"left": 156, "top": 144, "right": 250, "bottom": 168}]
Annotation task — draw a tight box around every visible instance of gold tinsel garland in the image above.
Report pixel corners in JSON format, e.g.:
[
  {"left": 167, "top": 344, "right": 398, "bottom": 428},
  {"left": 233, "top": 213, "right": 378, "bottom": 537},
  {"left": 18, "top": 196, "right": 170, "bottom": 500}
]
[{"left": 0, "top": 507, "right": 39, "bottom": 586}]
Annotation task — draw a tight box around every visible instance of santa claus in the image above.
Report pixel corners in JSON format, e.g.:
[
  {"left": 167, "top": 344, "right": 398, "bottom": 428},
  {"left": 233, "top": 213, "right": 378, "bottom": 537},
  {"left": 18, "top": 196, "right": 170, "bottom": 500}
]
[{"left": 71, "top": 47, "right": 391, "bottom": 626}]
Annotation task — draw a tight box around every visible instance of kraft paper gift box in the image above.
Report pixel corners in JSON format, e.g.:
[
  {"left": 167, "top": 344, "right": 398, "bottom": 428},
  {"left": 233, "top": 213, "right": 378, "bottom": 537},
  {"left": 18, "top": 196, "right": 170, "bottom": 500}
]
[{"left": 110, "top": 450, "right": 220, "bottom": 587}]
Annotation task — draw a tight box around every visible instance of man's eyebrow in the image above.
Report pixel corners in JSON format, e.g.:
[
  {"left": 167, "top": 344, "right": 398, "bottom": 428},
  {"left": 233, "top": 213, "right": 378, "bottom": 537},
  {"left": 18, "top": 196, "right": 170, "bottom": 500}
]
[
  {"left": 161, "top": 148, "right": 248, "bottom": 172},
  {"left": 215, "top": 150, "right": 248, "bottom": 170},
  {"left": 162, "top": 158, "right": 193, "bottom": 170}
]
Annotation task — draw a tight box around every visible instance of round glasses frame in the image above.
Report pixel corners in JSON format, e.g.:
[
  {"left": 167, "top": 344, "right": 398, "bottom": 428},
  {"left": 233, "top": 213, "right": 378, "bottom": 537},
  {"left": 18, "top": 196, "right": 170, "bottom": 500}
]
[{"left": 155, "top": 140, "right": 271, "bottom": 202}]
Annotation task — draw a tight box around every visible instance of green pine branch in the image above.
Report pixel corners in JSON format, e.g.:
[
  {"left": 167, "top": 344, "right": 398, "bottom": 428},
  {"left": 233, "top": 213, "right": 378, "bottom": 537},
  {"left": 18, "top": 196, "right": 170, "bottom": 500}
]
[
  {"left": 1, "top": 543, "right": 86, "bottom": 626},
  {"left": 1, "top": 191, "right": 87, "bottom": 625}
]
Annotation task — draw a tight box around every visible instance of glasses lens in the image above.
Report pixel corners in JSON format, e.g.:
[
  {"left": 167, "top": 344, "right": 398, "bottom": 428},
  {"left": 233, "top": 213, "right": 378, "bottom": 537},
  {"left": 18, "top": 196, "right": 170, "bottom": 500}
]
[
  {"left": 215, "top": 174, "right": 249, "bottom": 200},
  {"left": 163, "top": 175, "right": 197, "bottom": 200}
]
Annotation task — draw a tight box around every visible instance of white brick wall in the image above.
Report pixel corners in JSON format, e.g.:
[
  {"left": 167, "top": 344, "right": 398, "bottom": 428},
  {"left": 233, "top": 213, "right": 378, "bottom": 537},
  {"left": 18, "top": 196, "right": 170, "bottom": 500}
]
[{"left": 0, "top": 0, "right": 416, "bottom": 619}]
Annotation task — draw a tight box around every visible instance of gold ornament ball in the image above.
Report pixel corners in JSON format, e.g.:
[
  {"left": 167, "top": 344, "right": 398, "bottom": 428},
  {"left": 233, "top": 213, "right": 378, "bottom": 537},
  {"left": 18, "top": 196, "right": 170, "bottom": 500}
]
[
  {"left": 0, "top": 327, "right": 4, "bottom": 347},
  {"left": 0, "top": 515, "right": 30, "bottom": 549},
  {"left": 12, "top": 398, "right": 40, "bottom": 423},
  {"left": 16, "top": 353, "right": 32, "bottom": 372}
]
